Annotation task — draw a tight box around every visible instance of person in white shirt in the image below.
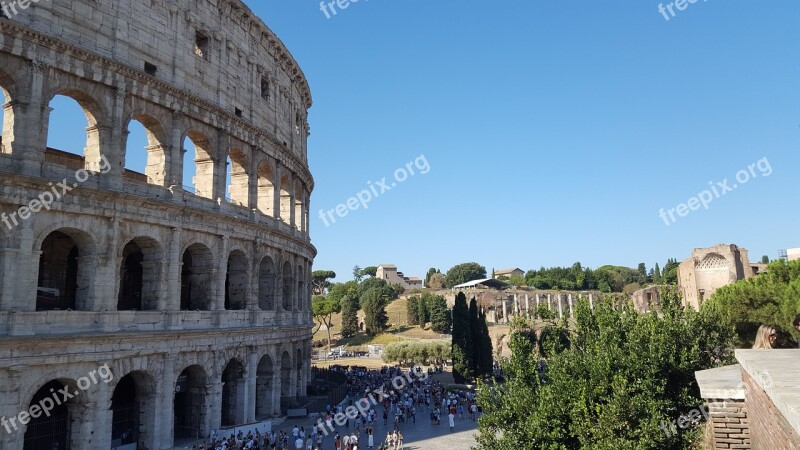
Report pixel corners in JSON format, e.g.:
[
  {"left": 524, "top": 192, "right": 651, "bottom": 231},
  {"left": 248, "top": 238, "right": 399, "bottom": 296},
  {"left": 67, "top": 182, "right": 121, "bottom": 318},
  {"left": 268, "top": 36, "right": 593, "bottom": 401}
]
[{"left": 295, "top": 436, "right": 304, "bottom": 450}]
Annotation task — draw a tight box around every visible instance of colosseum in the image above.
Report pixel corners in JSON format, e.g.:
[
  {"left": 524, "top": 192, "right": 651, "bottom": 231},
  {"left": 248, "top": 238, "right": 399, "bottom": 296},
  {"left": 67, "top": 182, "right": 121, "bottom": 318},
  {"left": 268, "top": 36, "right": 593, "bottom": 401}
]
[{"left": 0, "top": 0, "right": 315, "bottom": 448}]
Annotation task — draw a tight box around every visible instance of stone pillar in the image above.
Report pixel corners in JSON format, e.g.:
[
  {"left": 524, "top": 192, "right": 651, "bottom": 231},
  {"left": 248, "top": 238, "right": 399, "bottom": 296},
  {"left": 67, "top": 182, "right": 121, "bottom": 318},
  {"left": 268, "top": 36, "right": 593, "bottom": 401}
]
[
  {"left": 568, "top": 294, "right": 574, "bottom": 317},
  {"left": 69, "top": 401, "right": 102, "bottom": 449},
  {"left": 153, "top": 361, "right": 177, "bottom": 450},
  {"left": 272, "top": 357, "right": 282, "bottom": 416},
  {"left": 215, "top": 235, "right": 229, "bottom": 311},
  {"left": 92, "top": 381, "right": 114, "bottom": 450},
  {"left": 14, "top": 218, "right": 36, "bottom": 311},
  {"left": 246, "top": 351, "right": 258, "bottom": 423},
  {"left": 13, "top": 60, "right": 48, "bottom": 177},
  {"left": 273, "top": 163, "right": 283, "bottom": 223},
  {"left": 207, "top": 381, "right": 223, "bottom": 436},
  {"left": 589, "top": 293, "right": 594, "bottom": 310},
  {"left": 169, "top": 112, "right": 185, "bottom": 192},
  {"left": 102, "top": 87, "right": 126, "bottom": 191},
  {"left": 557, "top": 294, "right": 563, "bottom": 319},
  {"left": 214, "top": 130, "right": 227, "bottom": 203},
  {"left": 0, "top": 248, "right": 19, "bottom": 311},
  {"left": 547, "top": 294, "right": 552, "bottom": 310},
  {"left": 535, "top": 293, "right": 540, "bottom": 309},
  {"left": 525, "top": 295, "right": 530, "bottom": 319},
  {"left": 166, "top": 227, "right": 182, "bottom": 311},
  {"left": 502, "top": 299, "right": 508, "bottom": 324}
]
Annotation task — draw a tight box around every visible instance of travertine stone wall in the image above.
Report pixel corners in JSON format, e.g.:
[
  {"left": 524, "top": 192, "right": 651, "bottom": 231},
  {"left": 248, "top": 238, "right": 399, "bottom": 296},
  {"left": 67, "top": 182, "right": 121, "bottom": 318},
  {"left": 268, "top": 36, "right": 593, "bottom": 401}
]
[{"left": 0, "top": 1, "right": 316, "bottom": 448}]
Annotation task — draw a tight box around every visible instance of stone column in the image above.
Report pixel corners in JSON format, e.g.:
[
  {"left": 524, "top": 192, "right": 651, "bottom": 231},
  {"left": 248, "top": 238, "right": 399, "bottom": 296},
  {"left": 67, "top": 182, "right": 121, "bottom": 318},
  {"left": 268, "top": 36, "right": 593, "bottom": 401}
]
[
  {"left": 14, "top": 218, "right": 36, "bottom": 311},
  {"left": 547, "top": 294, "right": 552, "bottom": 310},
  {"left": 589, "top": 293, "right": 594, "bottom": 310},
  {"left": 215, "top": 235, "right": 229, "bottom": 311},
  {"left": 502, "top": 299, "right": 508, "bottom": 324},
  {"left": 102, "top": 87, "right": 126, "bottom": 191},
  {"left": 568, "top": 294, "right": 574, "bottom": 317},
  {"left": 246, "top": 351, "right": 258, "bottom": 423},
  {"left": 0, "top": 248, "right": 19, "bottom": 311},
  {"left": 207, "top": 381, "right": 223, "bottom": 436},
  {"left": 169, "top": 112, "right": 185, "bottom": 192},
  {"left": 13, "top": 60, "right": 48, "bottom": 177},
  {"left": 274, "top": 163, "right": 284, "bottom": 223},
  {"left": 272, "top": 357, "right": 282, "bottom": 416},
  {"left": 557, "top": 294, "right": 563, "bottom": 319},
  {"left": 91, "top": 380, "right": 114, "bottom": 450},
  {"left": 525, "top": 295, "right": 530, "bottom": 319},
  {"left": 166, "top": 227, "right": 182, "bottom": 311},
  {"left": 153, "top": 360, "right": 177, "bottom": 450}
]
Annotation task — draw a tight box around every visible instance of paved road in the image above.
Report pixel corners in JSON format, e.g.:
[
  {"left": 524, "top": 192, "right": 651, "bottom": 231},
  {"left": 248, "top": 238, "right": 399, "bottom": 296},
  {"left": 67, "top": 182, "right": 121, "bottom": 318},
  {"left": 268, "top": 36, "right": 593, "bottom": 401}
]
[{"left": 275, "top": 408, "right": 479, "bottom": 450}]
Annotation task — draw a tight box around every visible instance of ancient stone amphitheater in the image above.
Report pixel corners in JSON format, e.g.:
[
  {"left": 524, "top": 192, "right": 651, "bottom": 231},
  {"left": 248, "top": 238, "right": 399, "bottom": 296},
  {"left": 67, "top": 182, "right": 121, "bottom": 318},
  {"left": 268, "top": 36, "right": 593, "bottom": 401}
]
[{"left": 0, "top": 1, "right": 315, "bottom": 448}]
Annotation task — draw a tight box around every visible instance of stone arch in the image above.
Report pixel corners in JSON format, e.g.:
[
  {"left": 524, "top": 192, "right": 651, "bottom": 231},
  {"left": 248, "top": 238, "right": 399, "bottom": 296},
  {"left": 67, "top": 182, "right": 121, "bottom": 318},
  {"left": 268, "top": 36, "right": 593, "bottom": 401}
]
[
  {"left": 279, "top": 173, "right": 292, "bottom": 225},
  {"left": 36, "top": 227, "right": 97, "bottom": 311},
  {"left": 258, "top": 255, "right": 276, "bottom": 310},
  {"left": 180, "top": 242, "right": 214, "bottom": 310},
  {"left": 257, "top": 160, "right": 275, "bottom": 217},
  {"left": 256, "top": 354, "right": 275, "bottom": 418},
  {"left": 220, "top": 358, "right": 246, "bottom": 427},
  {"left": 118, "top": 236, "right": 164, "bottom": 311},
  {"left": 293, "top": 182, "right": 304, "bottom": 232},
  {"left": 44, "top": 88, "right": 109, "bottom": 172},
  {"left": 22, "top": 377, "right": 89, "bottom": 449},
  {"left": 224, "top": 250, "right": 248, "bottom": 310},
  {"left": 182, "top": 130, "right": 215, "bottom": 198},
  {"left": 282, "top": 260, "right": 294, "bottom": 311},
  {"left": 173, "top": 365, "right": 209, "bottom": 441},
  {"left": 123, "top": 112, "right": 169, "bottom": 186},
  {"left": 0, "top": 67, "right": 20, "bottom": 155},
  {"left": 110, "top": 370, "right": 157, "bottom": 447},
  {"left": 226, "top": 147, "right": 249, "bottom": 206}
]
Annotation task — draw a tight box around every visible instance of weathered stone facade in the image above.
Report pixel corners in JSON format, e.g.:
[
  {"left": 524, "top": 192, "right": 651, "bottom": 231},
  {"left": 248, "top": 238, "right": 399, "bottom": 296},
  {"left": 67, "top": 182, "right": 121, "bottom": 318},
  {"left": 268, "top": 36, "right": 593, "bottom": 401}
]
[
  {"left": 0, "top": 1, "right": 315, "bottom": 448},
  {"left": 678, "top": 244, "right": 757, "bottom": 310}
]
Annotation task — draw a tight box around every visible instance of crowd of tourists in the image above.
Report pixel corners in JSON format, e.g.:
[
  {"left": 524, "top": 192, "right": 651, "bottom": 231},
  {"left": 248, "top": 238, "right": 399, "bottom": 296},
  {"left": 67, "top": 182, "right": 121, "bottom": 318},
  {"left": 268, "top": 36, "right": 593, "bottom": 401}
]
[{"left": 191, "top": 365, "right": 479, "bottom": 450}]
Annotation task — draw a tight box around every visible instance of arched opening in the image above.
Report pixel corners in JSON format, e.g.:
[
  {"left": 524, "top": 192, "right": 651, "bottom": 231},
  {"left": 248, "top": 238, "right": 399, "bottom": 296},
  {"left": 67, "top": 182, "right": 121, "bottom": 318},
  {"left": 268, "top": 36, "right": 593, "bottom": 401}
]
[
  {"left": 256, "top": 355, "right": 274, "bottom": 419},
  {"left": 258, "top": 256, "right": 276, "bottom": 310},
  {"left": 111, "top": 372, "right": 154, "bottom": 447},
  {"left": 280, "top": 351, "right": 292, "bottom": 408},
  {"left": 37, "top": 229, "right": 95, "bottom": 311},
  {"left": 279, "top": 174, "right": 292, "bottom": 225},
  {"left": 282, "top": 261, "right": 293, "bottom": 311},
  {"left": 257, "top": 162, "right": 275, "bottom": 217},
  {"left": 294, "top": 184, "right": 304, "bottom": 232},
  {"left": 23, "top": 380, "right": 79, "bottom": 449},
  {"left": 0, "top": 85, "right": 9, "bottom": 154},
  {"left": 124, "top": 115, "right": 167, "bottom": 186},
  {"left": 221, "top": 359, "right": 245, "bottom": 427},
  {"left": 118, "top": 238, "right": 162, "bottom": 311},
  {"left": 182, "top": 131, "right": 215, "bottom": 199},
  {"left": 180, "top": 243, "right": 213, "bottom": 311},
  {"left": 174, "top": 366, "right": 208, "bottom": 441},
  {"left": 224, "top": 251, "right": 248, "bottom": 311},
  {"left": 227, "top": 148, "right": 248, "bottom": 206},
  {"left": 45, "top": 92, "right": 103, "bottom": 170}
]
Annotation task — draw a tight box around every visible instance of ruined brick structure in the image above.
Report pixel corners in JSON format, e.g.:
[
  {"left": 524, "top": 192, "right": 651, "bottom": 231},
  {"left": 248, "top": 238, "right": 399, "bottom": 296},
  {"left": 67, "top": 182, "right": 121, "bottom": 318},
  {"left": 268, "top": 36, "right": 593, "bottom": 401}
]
[{"left": 0, "top": 1, "right": 315, "bottom": 448}]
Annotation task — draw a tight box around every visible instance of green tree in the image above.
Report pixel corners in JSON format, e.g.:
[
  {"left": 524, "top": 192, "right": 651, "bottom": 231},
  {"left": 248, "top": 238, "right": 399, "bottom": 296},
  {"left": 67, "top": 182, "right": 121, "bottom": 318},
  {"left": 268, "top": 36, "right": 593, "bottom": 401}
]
[
  {"left": 473, "top": 303, "right": 494, "bottom": 377},
  {"left": 311, "top": 270, "right": 337, "bottom": 295},
  {"left": 468, "top": 298, "right": 481, "bottom": 376},
  {"left": 424, "top": 268, "right": 440, "bottom": 287},
  {"left": 703, "top": 258, "right": 800, "bottom": 347},
  {"left": 353, "top": 265, "right": 364, "bottom": 283},
  {"left": 361, "top": 266, "right": 378, "bottom": 278},
  {"left": 654, "top": 263, "right": 662, "bottom": 284},
  {"left": 340, "top": 294, "right": 359, "bottom": 339},
  {"left": 663, "top": 258, "right": 680, "bottom": 285},
  {"left": 451, "top": 293, "right": 474, "bottom": 383},
  {"left": 407, "top": 296, "right": 420, "bottom": 326},
  {"left": 475, "top": 293, "right": 735, "bottom": 450},
  {"left": 361, "top": 288, "right": 389, "bottom": 336},
  {"left": 637, "top": 262, "right": 647, "bottom": 283},
  {"left": 312, "top": 295, "right": 341, "bottom": 352},
  {"left": 762, "top": 255, "right": 770, "bottom": 264},
  {"left": 428, "top": 294, "right": 451, "bottom": 334},
  {"left": 445, "top": 262, "right": 487, "bottom": 288}
]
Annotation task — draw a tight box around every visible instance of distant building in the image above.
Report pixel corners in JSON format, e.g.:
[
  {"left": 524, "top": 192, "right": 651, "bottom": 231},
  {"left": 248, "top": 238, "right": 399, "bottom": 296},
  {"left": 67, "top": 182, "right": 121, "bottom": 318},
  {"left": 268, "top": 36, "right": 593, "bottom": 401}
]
[
  {"left": 494, "top": 268, "right": 525, "bottom": 279},
  {"left": 678, "top": 244, "right": 761, "bottom": 310},
  {"left": 376, "top": 264, "right": 423, "bottom": 289},
  {"left": 787, "top": 248, "right": 800, "bottom": 262}
]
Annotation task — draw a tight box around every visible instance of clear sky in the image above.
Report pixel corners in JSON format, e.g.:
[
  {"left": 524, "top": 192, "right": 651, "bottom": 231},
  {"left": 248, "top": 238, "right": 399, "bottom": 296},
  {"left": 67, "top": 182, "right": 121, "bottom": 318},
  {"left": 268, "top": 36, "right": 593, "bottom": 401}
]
[{"left": 41, "top": 1, "right": 800, "bottom": 282}]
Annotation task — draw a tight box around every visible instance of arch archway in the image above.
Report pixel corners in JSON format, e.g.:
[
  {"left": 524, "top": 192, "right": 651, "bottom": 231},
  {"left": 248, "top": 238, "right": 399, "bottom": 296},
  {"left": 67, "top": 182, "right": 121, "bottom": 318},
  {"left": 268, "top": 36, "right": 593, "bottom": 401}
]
[
  {"left": 111, "top": 371, "right": 156, "bottom": 447},
  {"left": 37, "top": 229, "right": 96, "bottom": 311},
  {"left": 23, "top": 379, "right": 82, "bottom": 449},
  {"left": 257, "top": 162, "right": 275, "bottom": 217},
  {"left": 118, "top": 237, "right": 163, "bottom": 311},
  {"left": 0, "top": 70, "right": 17, "bottom": 154},
  {"left": 173, "top": 366, "right": 208, "bottom": 441},
  {"left": 221, "top": 359, "right": 246, "bottom": 427},
  {"left": 180, "top": 243, "right": 213, "bottom": 310},
  {"left": 256, "top": 354, "right": 275, "bottom": 418},
  {"left": 226, "top": 148, "right": 248, "bottom": 206},
  {"left": 224, "top": 251, "right": 248, "bottom": 311},
  {"left": 279, "top": 174, "right": 291, "bottom": 225},
  {"left": 258, "top": 256, "right": 276, "bottom": 310},
  {"left": 182, "top": 131, "right": 215, "bottom": 199},
  {"left": 45, "top": 91, "right": 106, "bottom": 171},
  {"left": 293, "top": 184, "right": 304, "bottom": 231},
  {"left": 124, "top": 114, "right": 168, "bottom": 186}
]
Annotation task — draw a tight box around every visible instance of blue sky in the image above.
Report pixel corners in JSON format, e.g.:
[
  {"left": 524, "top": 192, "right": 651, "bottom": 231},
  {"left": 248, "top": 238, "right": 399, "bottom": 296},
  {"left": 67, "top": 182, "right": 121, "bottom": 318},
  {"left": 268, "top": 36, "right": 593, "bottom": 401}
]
[{"left": 40, "top": 1, "right": 800, "bottom": 282}]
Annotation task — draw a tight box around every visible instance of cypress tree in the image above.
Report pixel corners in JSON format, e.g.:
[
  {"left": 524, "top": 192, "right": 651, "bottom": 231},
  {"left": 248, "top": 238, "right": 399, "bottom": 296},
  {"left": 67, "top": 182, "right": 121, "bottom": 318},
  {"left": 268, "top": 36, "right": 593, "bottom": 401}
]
[
  {"left": 468, "top": 298, "right": 481, "bottom": 375},
  {"left": 477, "top": 309, "right": 494, "bottom": 377},
  {"left": 451, "top": 292, "right": 473, "bottom": 383},
  {"left": 340, "top": 294, "right": 359, "bottom": 339}
]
